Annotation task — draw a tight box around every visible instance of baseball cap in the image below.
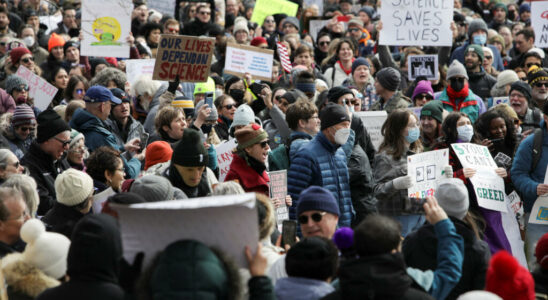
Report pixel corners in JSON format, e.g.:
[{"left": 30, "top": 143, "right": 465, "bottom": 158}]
[
  {"left": 109, "top": 88, "right": 130, "bottom": 103},
  {"left": 84, "top": 85, "right": 121, "bottom": 104}
]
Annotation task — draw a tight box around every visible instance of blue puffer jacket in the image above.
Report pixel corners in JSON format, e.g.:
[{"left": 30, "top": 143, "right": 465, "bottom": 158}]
[
  {"left": 287, "top": 131, "right": 354, "bottom": 228},
  {"left": 511, "top": 120, "right": 548, "bottom": 212}
]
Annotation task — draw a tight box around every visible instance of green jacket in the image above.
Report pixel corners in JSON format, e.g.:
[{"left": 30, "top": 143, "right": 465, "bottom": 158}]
[{"left": 370, "top": 91, "right": 411, "bottom": 113}]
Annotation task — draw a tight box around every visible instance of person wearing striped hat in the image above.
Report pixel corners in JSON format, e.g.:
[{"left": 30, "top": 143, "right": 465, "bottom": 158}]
[{"left": 4, "top": 104, "right": 36, "bottom": 159}]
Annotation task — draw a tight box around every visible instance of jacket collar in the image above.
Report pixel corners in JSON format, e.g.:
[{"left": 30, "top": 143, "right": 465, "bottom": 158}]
[{"left": 316, "top": 131, "right": 339, "bottom": 153}]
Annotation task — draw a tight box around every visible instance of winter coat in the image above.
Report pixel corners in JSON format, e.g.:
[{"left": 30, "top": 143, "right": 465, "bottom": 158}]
[
  {"left": 2, "top": 254, "right": 60, "bottom": 300},
  {"left": 450, "top": 42, "right": 504, "bottom": 72},
  {"left": 105, "top": 116, "right": 145, "bottom": 148},
  {"left": 533, "top": 267, "right": 548, "bottom": 298},
  {"left": 41, "top": 202, "right": 86, "bottom": 239},
  {"left": 164, "top": 164, "right": 212, "bottom": 198},
  {"left": 467, "top": 70, "right": 496, "bottom": 103},
  {"left": 369, "top": 91, "right": 411, "bottom": 114},
  {"left": 520, "top": 107, "right": 542, "bottom": 133},
  {"left": 21, "top": 142, "right": 70, "bottom": 215},
  {"left": 436, "top": 89, "right": 481, "bottom": 123},
  {"left": 324, "top": 62, "right": 352, "bottom": 88},
  {"left": 215, "top": 116, "right": 230, "bottom": 141},
  {"left": 403, "top": 217, "right": 490, "bottom": 300},
  {"left": 0, "top": 241, "right": 17, "bottom": 258},
  {"left": 225, "top": 153, "right": 270, "bottom": 196},
  {"left": 4, "top": 130, "right": 33, "bottom": 159},
  {"left": 275, "top": 277, "right": 335, "bottom": 300},
  {"left": 288, "top": 131, "right": 354, "bottom": 228},
  {"left": 320, "top": 253, "right": 434, "bottom": 300},
  {"left": 348, "top": 143, "right": 376, "bottom": 225}
]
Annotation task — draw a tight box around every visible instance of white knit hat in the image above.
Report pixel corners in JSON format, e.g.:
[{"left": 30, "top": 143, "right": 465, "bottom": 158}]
[
  {"left": 230, "top": 104, "right": 255, "bottom": 129},
  {"left": 54, "top": 168, "right": 94, "bottom": 206},
  {"left": 21, "top": 219, "right": 70, "bottom": 279},
  {"left": 457, "top": 291, "right": 502, "bottom": 300},
  {"left": 495, "top": 70, "right": 519, "bottom": 89}
]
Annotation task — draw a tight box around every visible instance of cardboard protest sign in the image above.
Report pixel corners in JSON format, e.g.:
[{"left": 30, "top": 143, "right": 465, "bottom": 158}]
[
  {"left": 216, "top": 139, "right": 237, "bottom": 182},
  {"left": 225, "top": 43, "right": 274, "bottom": 82},
  {"left": 529, "top": 196, "right": 548, "bottom": 225},
  {"left": 153, "top": 35, "right": 215, "bottom": 82},
  {"left": 250, "top": 0, "right": 298, "bottom": 26},
  {"left": 407, "top": 149, "right": 449, "bottom": 199},
  {"left": 16, "top": 66, "right": 58, "bottom": 111},
  {"left": 114, "top": 193, "right": 259, "bottom": 268},
  {"left": 451, "top": 143, "right": 507, "bottom": 212},
  {"left": 408, "top": 55, "right": 439, "bottom": 80},
  {"left": 268, "top": 170, "right": 289, "bottom": 231},
  {"left": 532, "top": 1, "right": 548, "bottom": 48},
  {"left": 125, "top": 59, "right": 156, "bottom": 85},
  {"left": 379, "top": 0, "right": 453, "bottom": 46},
  {"left": 355, "top": 111, "right": 388, "bottom": 151},
  {"left": 81, "top": 0, "right": 132, "bottom": 58}
]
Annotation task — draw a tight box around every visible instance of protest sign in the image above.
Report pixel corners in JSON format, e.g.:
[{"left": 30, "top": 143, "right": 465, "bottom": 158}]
[
  {"left": 408, "top": 106, "right": 423, "bottom": 119},
  {"left": 355, "top": 111, "right": 388, "bottom": 150},
  {"left": 501, "top": 193, "right": 527, "bottom": 267},
  {"left": 81, "top": 0, "right": 132, "bottom": 58},
  {"left": 125, "top": 59, "right": 156, "bottom": 85},
  {"left": 407, "top": 149, "right": 449, "bottom": 199},
  {"left": 250, "top": 0, "right": 298, "bottom": 26},
  {"left": 532, "top": 1, "right": 548, "bottom": 48},
  {"left": 114, "top": 193, "right": 259, "bottom": 268},
  {"left": 16, "top": 66, "right": 58, "bottom": 111},
  {"left": 153, "top": 35, "right": 215, "bottom": 82},
  {"left": 408, "top": 55, "right": 439, "bottom": 80},
  {"left": 39, "top": 14, "right": 63, "bottom": 35},
  {"left": 146, "top": 0, "right": 176, "bottom": 16},
  {"left": 379, "top": 0, "right": 453, "bottom": 46},
  {"left": 451, "top": 143, "right": 507, "bottom": 212},
  {"left": 488, "top": 96, "right": 509, "bottom": 108},
  {"left": 216, "top": 139, "right": 237, "bottom": 182},
  {"left": 225, "top": 43, "right": 274, "bottom": 82},
  {"left": 309, "top": 19, "right": 331, "bottom": 42},
  {"left": 529, "top": 196, "right": 548, "bottom": 225},
  {"left": 92, "top": 187, "right": 115, "bottom": 214},
  {"left": 269, "top": 170, "right": 289, "bottom": 231}
]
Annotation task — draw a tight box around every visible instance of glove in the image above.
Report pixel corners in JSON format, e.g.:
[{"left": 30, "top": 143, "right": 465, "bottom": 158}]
[
  {"left": 393, "top": 175, "right": 413, "bottom": 190},
  {"left": 167, "top": 76, "right": 180, "bottom": 93},
  {"left": 444, "top": 165, "right": 453, "bottom": 178}
]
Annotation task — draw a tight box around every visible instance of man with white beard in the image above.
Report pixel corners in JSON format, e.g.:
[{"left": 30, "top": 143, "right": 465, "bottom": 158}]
[
  {"left": 527, "top": 66, "right": 548, "bottom": 110},
  {"left": 509, "top": 81, "right": 542, "bottom": 137}
]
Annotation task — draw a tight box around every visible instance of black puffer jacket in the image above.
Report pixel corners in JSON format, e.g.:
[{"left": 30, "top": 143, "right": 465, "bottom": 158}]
[
  {"left": 348, "top": 143, "right": 376, "bottom": 227},
  {"left": 468, "top": 70, "right": 496, "bottom": 103},
  {"left": 41, "top": 203, "right": 85, "bottom": 239}
]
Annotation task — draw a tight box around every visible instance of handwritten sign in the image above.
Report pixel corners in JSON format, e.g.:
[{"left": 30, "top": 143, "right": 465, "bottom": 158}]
[
  {"left": 250, "top": 0, "right": 298, "bottom": 26},
  {"left": 16, "top": 66, "right": 58, "bottom": 111},
  {"left": 532, "top": 1, "right": 548, "bottom": 48},
  {"left": 269, "top": 170, "right": 289, "bottom": 231},
  {"left": 529, "top": 195, "right": 548, "bottom": 225},
  {"left": 488, "top": 96, "right": 509, "bottom": 108},
  {"left": 380, "top": 0, "right": 453, "bottom": 46},
  {"left": 408, "top": 55, "right": 439, "bottom": 80},
  {"left": 126, "top": 59, "right": 156, "bottom": 85},
  {"left": 452, "top": 143, "right": 507, "bottom": 212},
  {"left": 153, "top": 35, "right": 215, "bottom": 82},
  {"left": 216, "top": 139, "right": 237, "bottom": 182},
  {"left": 407, "top": 149, "right": 449, "bottom": 199},
  {"left": 225, "top": 43, "right": 274, "bottom": 82},
  {"left": 355, "top": 111, "right": 388, "bottom": 151}
]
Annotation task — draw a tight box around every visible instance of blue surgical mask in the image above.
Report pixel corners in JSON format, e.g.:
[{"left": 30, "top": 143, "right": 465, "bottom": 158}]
[
  {"left": 472, "top": 34, "right": 487, "bottom": 45},
  {"left": 405, "top": 126, "right": 420, "bottom": 143}
]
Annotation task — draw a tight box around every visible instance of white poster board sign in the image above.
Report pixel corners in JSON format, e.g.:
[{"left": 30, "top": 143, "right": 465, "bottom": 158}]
[
  {"left": 407, "top": 149, "right": 449, "bottom": 198},
  {"left": 114, "top": 193, "right": 258, "bottom": 268},
  {"left": 92, "top": 187, "right": 115, "bottom": 214},
  {"left": 81, "top": 0, "right": 132, "bottom": 58},
  {"left": 225, "top": 43, "right": 274, "bottom": 82},
  {"left": 379, "top": 0, "right": 454, "bottom": 46},
  {"left": 146, "top": 0, "right": 176, "bottom": 16},
  {"left": 309, "top": 19, "right": 331, "bottom": 42},
  {"left": 532, "top": 1, "right": 548, "bottom": 48},
  {"left": 39, "top": 14, "right": 63, "bottom": 35},
  {"left": 529, "top": 196, "right": 548, "bottom": 225},
  {"left": 216, "top": 139, "right": 237, "bottom": 182},
  {"left": 355, "top": 111, "right": 388, "bottom": 151},
  {"left": 125, "top": 59, "right": 156, "bottom": 85},
  {"left": 408, "top": 55, "right": 439, "bottom": 80},
  {"left": 451, "top": 143, "right": 507, "bottom": 212},
  {"left": 16, "top": 66, "right": 57, "bottom": 111},
  {"left": 501, "top": 192, "right": 527, "bottom": 267}
]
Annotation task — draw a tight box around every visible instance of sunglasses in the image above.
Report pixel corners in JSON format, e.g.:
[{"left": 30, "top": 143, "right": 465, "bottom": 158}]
[
  {"left": 259, "top": 140, "right": 269, "bottom": 148},
  {"left": 520, "top": 77, "right": 527, "bottom": 81},
  {"left": 298, "top": 212, "right": 327, "bottom": 224},
  {"left": 416, "top": 93, "right": 433, "bottom": 100},
  {"left": 223, "top": 103, "right": 236, "bottom": 109},
  {"left": 0, "top": 42, "right": 5, "bottom": 46},
  {"left": 13, "top": 86, "right": 29, "bottom": 92},
  {"left": 527, "top": 63, "right": 541, "bottom": 69},
  {"left": 485, "top": 56, "right": 493, "bottom": 60},
  {"left": 348, "top": 28, "right": 360, "bottom": 32},
  {"left": 319, "top": 41, "right": 330, "bottom": 46},
  {"left": 199, "top": 11, "right": 211, "bottom": 15},
  {"left": 21, "top": 57, "right": 34, "bottom": 63},
  {"left": 11, "top": 161, "right": 20, "bottom": 168},
  {"left": 534, "top": 82, "right": 548, "bottom": 88},
  {"left": 53, "top": 137, "right": 71, "bottom": 146},
  {"left": 18, "top": 126, "right": 34, "bottom": 132}
]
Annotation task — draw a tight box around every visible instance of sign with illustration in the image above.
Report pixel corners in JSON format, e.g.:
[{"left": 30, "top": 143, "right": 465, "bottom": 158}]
[{"left": 407, "top": 149, "right": 449, "bottom": 199}]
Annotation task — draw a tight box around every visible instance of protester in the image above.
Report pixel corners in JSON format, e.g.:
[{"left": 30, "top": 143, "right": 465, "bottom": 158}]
[
  {"left": 85, "top": 146, "right": 126, "bottom": 193},
  {"left": 0, "top": 149, "right": 24, "bottom": 183},
  {"left": 0, "top": 187, "right": 30, "bottom": 257}
]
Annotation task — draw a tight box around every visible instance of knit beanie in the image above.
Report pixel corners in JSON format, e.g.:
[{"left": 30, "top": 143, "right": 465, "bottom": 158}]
[
  {"left": 63, "top": 40, "right": 79, "bottom": 55},
  {"left": 172, "top": 96, "right": 194, "bottom": 118},
  {"left": 250, "top": 36, "right": 267, "bottom": 47},
  {"left": 11, "top": 104, "right": 36, "bottom": 127},
  {"left": 195, "top": 100, "right": 218, "bottom": 122},
  {"left": 527, "top": 65, "right": 548, "bottom": 86},
  {"left": 485, "top": 251, "right": 536, "bottom": 300},
  {"left": 130, "top": 175, "right": 175, "bottom": 202},
  {"left": 235, "top": 123, "right": 268, "bottom": 150},
  {"left": 282, "top": 17, "right": 300, "bottom": 31},
  {"left": 492, "top": 2, "right": 507, "bottom": 14},
  {"left": 69, "top": 129, "right": 84, "bottom": 150},
  {"left": 230, "top": 104, "right": 255, "bottom": 129},
  {"left": 297, "top": 186, "right": 339, "bottom": 216},
  {"left": 359, "top": 6, "right": 374, "bottom": 18},
  {"left": 466, "top": 44, "right": 484, "bottom": 63},
  {"left": 496, "top": 70, "right": 519, "bottom": 89},
  {"left": 519, "top": 3, "right": 530, "bottom": 14},
  {"left": 233, "top": 20, "right": 249, "bottom": 35},
  {"left": 509, "top": 81, "right": 532, "bottom": 102},
  {"left": 55, "top": 168, "right": 94, "bottom": 207},
  {"left": 333, "top": 227, "right": 354, "bottom": 251},
  {"left": 468, "top": 18, "right": 488, "bottom": 38},
  {"left": 376, "top": 67, "right": 401, "bottom": 91},
  {"left": 320, "top": 103, "right": 351, "bottom": 130},
  {"left": 348, "top": 18, "right": 364, "bottom": 28},
  {"left": 420, "top": 100, "right": 444, "bottom": 123},
  {"left": 36, "top": 109, "right": 71, "bottom": 143},
  {"left": 457, "top": 291, "right": 502, "bottom": 300},
  {"left": 48, "top": 32, "right": 65, "bottom": 52},
  {"left": 171, "top": 128, "right": 208, "bottom": 167},
  {"left": 327, "top": 86, "right": 353, "bottom": 103},
  {"left": 9, "top": 47, "right": 31, "bottom": 65},
  {"left": 5, "top": 75, "right": 28, "bottom": 94},
  {"left": 536, "top": 233, "right": 548, "bottom": 269},
  {"left": 351, "top": 57, "right": 370, "bottom": 74},
  {"left": 489, "top": 35, "right": 505, "bottom": 50},
  {"left": 145, "top": 141, "right": 173, "bottom": 170},
  {"left": 412, "top": 80, "right": 434, "bottom": 101},
  {"left": 447, "top": 60, "right": 469, "bottom": 80},
  {"left": 20, "top": 219, "right": 70, "bottom": 279},
  {"left": 435, "top": 178, "right": 469, "bottom": 220}
]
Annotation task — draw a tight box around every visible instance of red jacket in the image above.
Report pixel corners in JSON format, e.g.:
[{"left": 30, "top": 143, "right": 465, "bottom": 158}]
[{"left": 225, "top": 154, "right": 270, "bottom": 196}]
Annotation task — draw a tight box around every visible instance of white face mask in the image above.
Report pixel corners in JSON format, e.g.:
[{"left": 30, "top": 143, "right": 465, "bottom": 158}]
[
  {"left": 347, "top": 104, "right": 355, "bottom": 113},
  {"left": 334, "top": 127, "right": 351, "bottom": 145},
  {"left": 215, "top": 88, "right": 223, "bottom": 97},
  {"left": 457, "top": 124, "right": 474, "bottom": 142},
  {"left": 23, "top": 36, "right": 34, "bottom": 48}
]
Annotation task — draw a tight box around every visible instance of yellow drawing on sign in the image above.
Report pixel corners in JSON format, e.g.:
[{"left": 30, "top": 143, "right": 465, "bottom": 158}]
[{"left": 91, "top": 16, "right": 122, "bottom": 46}]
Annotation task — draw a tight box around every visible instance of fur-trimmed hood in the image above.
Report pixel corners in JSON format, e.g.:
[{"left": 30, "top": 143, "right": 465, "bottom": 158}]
[{"left": 2, "top": 253, "right": 60, "bottom": 298}]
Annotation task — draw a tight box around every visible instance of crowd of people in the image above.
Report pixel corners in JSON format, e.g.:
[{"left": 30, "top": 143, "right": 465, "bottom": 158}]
[{"left": 0, "top": 0, "right": 545, "bottom": 299}]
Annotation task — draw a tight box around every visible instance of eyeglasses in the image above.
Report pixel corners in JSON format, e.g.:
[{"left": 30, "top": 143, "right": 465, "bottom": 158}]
[
  {"left": 348, "top": 28, "right": 360, "bottom": 32},
  {"left": 13, "top": 86, "right": 29, "bottom": 92},
  {"left": 485, "top": 56, "right": 493, "bottom": 60},
  {"left": 69, "top": 146, "right": 87, "bottom": 154},
  {"left": 223, "top": 103, "right": 236, "bottom": 109},
  {"left": 319, "top": 41, "right": 330, "bottom": 46},
  {"left": 520, "top": 77, "right": 528, "bottom": 81},
  {"left": 18, "top": 126, "right": 34, "bottom": 132},
  {"left": 259, "top": 140, "right": 269, "bottom": 148},
  {"left": 116, "top": 167, "right": 125, "bottom": 173},
  {"left": 298, "top": 212, "right": 327, "bottom": 224},
  {"left": 53, "top": 137, "right": 71, "bottom": 146},
  {"left": 415, "top": 93, "right": 433, "bottom": 100},
  {"left": 510, "top": 92, "right": 525, "bottom": 99},
  {"left": 534, "top": 82, "right": 548, "bottom": 88},
  {"left": 76, "top": 88, "right": 84, "bottom": 94},
  {"left": 199, "top": 11, "right": 211, "bottom": 15},
  {"left": 264, "top": 19, "right": 275, "bottom": 23},
  {"left": 527, "top": 63, "right": 541, "bottom": 69},
  {"left": 11, "top": 161, "right": 20, "bottom": 168},
  {"left": 21, "top": 57, "right": 34, "bottom": 63}
]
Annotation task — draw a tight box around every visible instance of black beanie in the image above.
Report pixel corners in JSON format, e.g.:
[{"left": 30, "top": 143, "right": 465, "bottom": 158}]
[
  {"left": 171, "top": 129, "right": 209, "bottom": 167},
  {"left": 320, "top": 103, "right": 351, "bottom": 130},
  {"left": 376, "top": 67, "right": 401, "bottom": 91},
  {"left": 509, "top": 81, "right": 532, "bottom": 102},
  {"left": 36, "top": 109, "right": 71, "bottom": 143},
  {"left": 327, "top": 86, "right": 353, "bottom": 103}
]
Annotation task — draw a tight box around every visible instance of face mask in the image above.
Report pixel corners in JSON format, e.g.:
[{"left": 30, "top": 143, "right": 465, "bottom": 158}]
[
  {"left": 333, "top": 127, "right": 351, "bottom": 145},
  {"left": 347, "top": 105, "right": 355, "bottom": 113},
  {"left": 405, "top": 126, "right": 420, "bottom": 143},
  {"left": 508, "top": 11, "right": 516, "bottom": 21},
  {"left": 450, "top": 80, "right": 465, "bottom": 92},
  {"left": 457, "top": 124, "right": 474, "bottom": 142},
  {"left": 215, "top": 88, "right": 224, "bottom": 97},
  {"left": 472, "top": 34, "right": 487, "bottom": 45},
  {"left": 23, "top": 36, "right": 34, "bottom": 48},
  {"left": 229, "top": 89, "right": 244, "bottom": 103},
  {"left": 202, "top": 124, "right": 212, "bottom": 134}
]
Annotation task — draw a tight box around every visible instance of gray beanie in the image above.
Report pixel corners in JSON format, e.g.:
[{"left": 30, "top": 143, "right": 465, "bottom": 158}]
[
  {"left": 435, "top": 178, "right": 469, "bottom": 220},
  {"left": 282, "top": 17, "right": 300, "bottom": 31},
  {"left": 5, "top": 75, "right": 28, "bottom": 94},
  {"left": 130, "top": 175, "right": 176, "bottom": 202},
  {"left": 495, "top": 70, "right": 519, "bottom": 89},
  {"left": 447, "top": 60, "right": 469, "bottom": 80},
  {"left": 468, "top": 18, "right": 488, "bottom": 38},
  {"left": 195, "top": 100, "right": 218, "bottom": 122},
  {"left": 376, "top": 67, "right": 401, "bottom": 91}
]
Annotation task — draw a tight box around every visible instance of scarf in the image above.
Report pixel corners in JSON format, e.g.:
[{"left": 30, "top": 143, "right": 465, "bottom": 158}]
[
  {"left": 337, "top": 58, "right": 355, "bottom": 75},
  {"left": 446, "top": 83, "right": 470, "bottom": 100}
]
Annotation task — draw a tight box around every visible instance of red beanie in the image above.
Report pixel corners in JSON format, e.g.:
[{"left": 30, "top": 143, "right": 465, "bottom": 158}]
[
  {"left": 486, "top": 251, "right": 535, "bottom": 300},
  {"left": 144, "top": 141, "right": 173, "bottom": 170},
  {"left": 10, "top": 47, "right": 31, "bottom": 65},
  {"left": 250, "top": 36, "right": 268, "bottom": 47},
  {"left": 48, "top": 32, "right": 66, "bottom": 52},
  {"left": 104, "top": 57, "right": 118, "bottom": 67},
  {"left": 536, "top": 233, "right": 548, "bottom": 270}
]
